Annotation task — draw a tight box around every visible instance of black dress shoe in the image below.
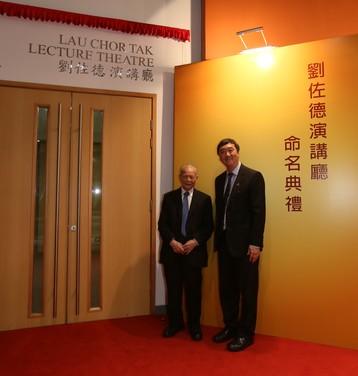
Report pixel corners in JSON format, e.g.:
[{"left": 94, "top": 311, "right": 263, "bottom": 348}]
[
  {"left": 162, "top": 325, "right": 184, "bottom": 338},
  {"left": 226, "top": 337, "right": 254, "bottom": 352},
  {"left": 190, "top": 329, "right": 203, "bottom": 341},
  {"left": 212, "top": 328, "right": 236, "bottom": 343}
]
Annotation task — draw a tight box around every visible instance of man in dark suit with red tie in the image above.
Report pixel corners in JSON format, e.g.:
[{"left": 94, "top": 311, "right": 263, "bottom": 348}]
[
  {"left": 158, "top": 164, "right": 213, "bottom": 341},
  {"left": 212, "top": 138, "right": 266, "bottom": 352}
]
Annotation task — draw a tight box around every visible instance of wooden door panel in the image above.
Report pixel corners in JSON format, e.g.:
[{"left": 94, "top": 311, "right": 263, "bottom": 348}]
[
  {"left": 0, "top": 86, "right": 71, "bottom": 330},
  {"left": 68, "top": 93, "right": 153, "bottom": 323}
]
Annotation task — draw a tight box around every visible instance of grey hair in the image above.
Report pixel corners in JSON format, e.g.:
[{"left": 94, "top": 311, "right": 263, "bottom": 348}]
[{"left": 179, "top": 164, "right": 198, "bottom": 176}]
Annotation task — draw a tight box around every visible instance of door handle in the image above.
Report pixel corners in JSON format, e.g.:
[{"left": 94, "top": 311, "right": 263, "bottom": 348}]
[
  {"left": 75, "top": 104, "right": 83, "bottom": 315},
  {"left": 53, "top": 102, "right": 62, "bottom": 318}
]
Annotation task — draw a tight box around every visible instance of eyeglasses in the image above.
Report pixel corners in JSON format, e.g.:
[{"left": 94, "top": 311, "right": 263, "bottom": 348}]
[{"left": 219, "top": 147, "right": 236, "bottom": 156}]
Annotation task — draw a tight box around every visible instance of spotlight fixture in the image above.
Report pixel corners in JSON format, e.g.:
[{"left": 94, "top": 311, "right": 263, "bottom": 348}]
[{"left": 236, "top": 26, "right": 275, "bottom": 54}]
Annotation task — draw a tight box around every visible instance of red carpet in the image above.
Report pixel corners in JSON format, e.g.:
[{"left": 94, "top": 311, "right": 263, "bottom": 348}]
[{"left": 0, "top": 315, "right": 357, "bottom": 376}]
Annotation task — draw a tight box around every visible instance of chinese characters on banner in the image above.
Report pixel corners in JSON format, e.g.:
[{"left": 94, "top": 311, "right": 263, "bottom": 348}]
[
  {"left": 308, "top": 62, "right": 328, "bottom": 182},
  {"left": 284, "top": 62, "right": 328, "bottom": 212},
  {"left": 284, "top": 135, "right": 302, "bottom": 212}
]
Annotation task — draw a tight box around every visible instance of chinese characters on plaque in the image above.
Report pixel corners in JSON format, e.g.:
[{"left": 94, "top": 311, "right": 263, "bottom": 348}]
[
  {"left": 28, "top": 34, "right": 155, "bottom": 82},
  {"left": 57, "top": 60, "right": 154, "bottom": 82},
  {"left": 285, "top": 62, "right": 328, "bottom": 212}
]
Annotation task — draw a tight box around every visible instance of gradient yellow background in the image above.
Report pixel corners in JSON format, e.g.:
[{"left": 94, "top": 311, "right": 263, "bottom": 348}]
[{"left": 173, "top": 34, "right": 358, "bottom": 350}]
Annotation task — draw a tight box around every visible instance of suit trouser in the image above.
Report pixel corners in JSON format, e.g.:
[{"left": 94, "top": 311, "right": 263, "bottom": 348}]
[
  {"left": 217, "top": 233, "right": 259, "bottom": 338},
  {"left": 163, "top": 258, "right": 202, "bottom": 330}
]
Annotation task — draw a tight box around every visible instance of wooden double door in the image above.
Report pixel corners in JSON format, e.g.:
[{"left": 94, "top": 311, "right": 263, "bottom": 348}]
[{"left": 0, "top": 84, "right": 155, "bottom": 330}]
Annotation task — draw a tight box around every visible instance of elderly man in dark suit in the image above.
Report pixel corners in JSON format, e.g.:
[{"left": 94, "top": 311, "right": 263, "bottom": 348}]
[
  {"left": 212, "top": 138, "right": 266, "bottom": 352},
  {"left": 158, "top": 164, "right": 213, "bottom": 341}
]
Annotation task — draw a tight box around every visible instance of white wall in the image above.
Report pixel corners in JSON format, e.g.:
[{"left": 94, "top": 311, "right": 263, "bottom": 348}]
[{"left": 0, "top": 0, "right": 201, "bottom": 307}]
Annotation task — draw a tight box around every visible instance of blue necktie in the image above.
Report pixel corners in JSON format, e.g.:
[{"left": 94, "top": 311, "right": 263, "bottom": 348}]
[
  {"left": 223, "top": 173, "right": 233, "bottom": 230},
  {"left": 224, "top": 173, "right": 233, "bottom": 206},
  {"left": 181, "top": 191, "right": 189, "bottom": 237}
]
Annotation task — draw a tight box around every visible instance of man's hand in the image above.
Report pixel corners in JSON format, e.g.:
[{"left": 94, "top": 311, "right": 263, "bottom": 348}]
[
  {"left": 170, "top": 239, "right": 185, "bottom": 254},
  {"left": 182, "top": 239, "right": 199, "bottom": 255},
  {"left": 247, "top": 245, "right": 260, "bottom": 263}
]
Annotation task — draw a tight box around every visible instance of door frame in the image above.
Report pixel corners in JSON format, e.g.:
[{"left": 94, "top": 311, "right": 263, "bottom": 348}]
[{"left": 0, "top": 79, "right": 157, "bottom": 317}]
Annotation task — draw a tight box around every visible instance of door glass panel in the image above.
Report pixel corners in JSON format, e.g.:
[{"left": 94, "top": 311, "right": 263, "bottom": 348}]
[
  {"left": 32, "top": 107, "right": 48, "bottom": 314},
  {"left": 91, "top": 110, "right": 103, "bottom": 308}
]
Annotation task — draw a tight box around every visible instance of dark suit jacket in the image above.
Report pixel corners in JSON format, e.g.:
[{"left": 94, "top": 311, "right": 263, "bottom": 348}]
[
  {"left": 214, "top": 164, "right": 266, "bottom": 257},
  {"left": 158, "top": 188, "right": 214, "bottom": 267}
]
